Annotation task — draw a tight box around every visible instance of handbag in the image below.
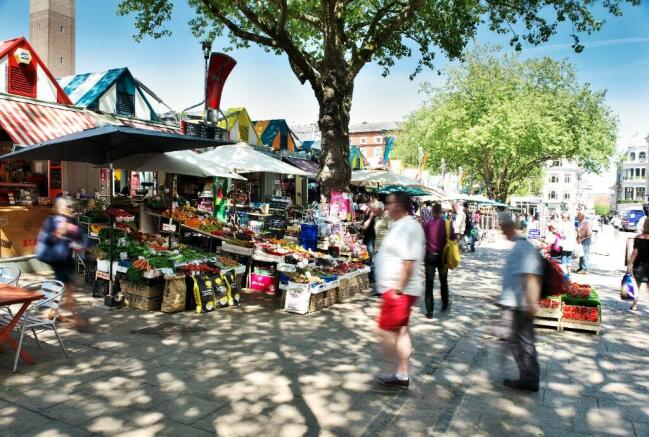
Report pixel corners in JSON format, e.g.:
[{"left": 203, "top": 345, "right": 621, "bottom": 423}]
[
  {"left": 35, "top": 216, "right": 71, "bottom": 265},
  {"left": 551, "top": 235, "right": 562, "bottom": 253},
  {"left": 573, "top": 243, "right": 584, "bottom": 258}
]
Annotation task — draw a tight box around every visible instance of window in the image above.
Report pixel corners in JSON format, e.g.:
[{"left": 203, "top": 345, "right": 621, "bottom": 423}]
[
  {"left": 637, "top": 187, "right": 645, "bottom": 200},
  {"left": 374, "top": 136, "right": 383, "bottom": 144},
  {"left": 549, "top": 191, "right": 557, "bottom": 200},
  {"left": 37, "top": 24, "right": 40, "bottom": 31},
  {"left": 565, "top": 175, "right": 571, "bottom": 183},
  {"left": 116, "top": 92, "right": 135, "bottom": 117},
  {"left": 60, "top": 57, "right": 64, "bottom": 64},
  {"left": 552, "top": 160, "right": 560, "bottom": 167},
  {"left": 564, "top": 193, "right": 570, "bottom": 200},
  {"left": 643, "top": 168, "right": 646, "bottom": 177},
  {"left": 630, "top": 152, "right": 636, "bottom": 161},
  {"left": 60, "top": 25, "right": 65, "bottom": 33},
  {"left": 549, "top": 175, "right": 559, "bottom": 183},
  {"left": 640, "top": 152, "right": 647, "bottom": 162},
  {"left": 636, "top": 168, "right": 641, "bottom": 177},
  {"left": 359, "top": 137, "right": 367, "bottom": 145},
  {"left": 626, "top": 187, "right": 634, "bottom": 200}
]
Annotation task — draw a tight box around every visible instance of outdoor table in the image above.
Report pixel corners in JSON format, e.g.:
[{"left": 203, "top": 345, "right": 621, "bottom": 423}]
[{"left": 0, "top": 284, "right": 43, "bottom": 365}]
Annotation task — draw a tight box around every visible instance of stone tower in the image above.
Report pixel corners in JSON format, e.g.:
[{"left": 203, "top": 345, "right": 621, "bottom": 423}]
[{"left": 29, "top": 0, "right": 75, "bottom": 78}]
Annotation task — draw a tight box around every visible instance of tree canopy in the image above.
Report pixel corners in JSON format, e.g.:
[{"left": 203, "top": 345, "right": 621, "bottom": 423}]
[
  {"left": 397, "top": 48, "right": 618, "bottom": 202},
  {"left": 118, "top": 0, "right": 636, "bottom": 194}
]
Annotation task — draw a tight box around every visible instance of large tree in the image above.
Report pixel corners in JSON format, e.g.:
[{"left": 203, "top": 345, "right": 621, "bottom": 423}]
[
  {"left": 397, "top": 48, "right": 618, "bottom": 201},
  {"left": 118, "top": 0, "right": 637, "bottom": 195}
]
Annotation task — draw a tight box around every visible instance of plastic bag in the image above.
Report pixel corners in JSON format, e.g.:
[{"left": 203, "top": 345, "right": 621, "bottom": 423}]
[
  {"left": 573, "top": 244, "right": 584, "bottom": 258},
  {"left": 620, "top": 272, "right": 637, "bottom": 301}
]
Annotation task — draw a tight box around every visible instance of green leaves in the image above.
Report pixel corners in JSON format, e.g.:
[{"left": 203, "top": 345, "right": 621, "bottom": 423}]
[{"left": 398, "top": 47, "right": 618, "bottom": 201}]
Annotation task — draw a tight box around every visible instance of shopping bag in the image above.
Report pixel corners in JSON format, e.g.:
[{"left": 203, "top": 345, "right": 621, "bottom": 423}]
[
  {"left": 573, "top": 244, "right": 584, "bottom": 258},
  {"left": 443, "top": 220, "right": 461, "bottom": 270},
  {"left": 620, "top": 272, "right": 637, "bottom": 301}
]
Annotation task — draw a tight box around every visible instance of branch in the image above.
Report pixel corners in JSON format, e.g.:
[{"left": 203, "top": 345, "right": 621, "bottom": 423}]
[
  {"left": 203, "top": 3, "right": 278, "bottom": 49},
  {"left": 274, "top": 0, "right": 288, "bottom": 32},
  {"left": 349, "top": 0, "right": 424, "bottom": 78}
]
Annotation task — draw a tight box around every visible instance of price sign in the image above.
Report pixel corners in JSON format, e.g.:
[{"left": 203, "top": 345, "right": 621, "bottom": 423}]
[
  {"left": 162, "top": 223, "right": 177, "bottom": 232},
  {"left": 117, "top": 237, "right": 127, "bottom": 247},
  {"left": 528, "top": 229, "right": 541, "bottom": 240},
  {"left": 119, "top": 252, "right": 128, "bottom": 260}
]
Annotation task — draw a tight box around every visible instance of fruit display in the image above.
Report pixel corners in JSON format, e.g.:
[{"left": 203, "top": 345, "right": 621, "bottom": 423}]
[
  {"left": 216, "top": 255, "right": 240, "bottom": 268},
  {"left": 107, "top": 208, "right": 135, "bottom": 222},
  {"left": 162, "top": 206, "right": 197, "bottom": 222},
  {"left": 562, "top": 305, "right": 599, "bottom": 323},
  {"left": 566, "top": 283, "right": 592, "bottom": 299},
  {"left": 538, "top": 298, "right": 561, "bottom": 310}
]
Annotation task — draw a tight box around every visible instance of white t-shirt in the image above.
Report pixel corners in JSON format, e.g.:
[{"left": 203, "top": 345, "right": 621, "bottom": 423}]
[
  {"left": 637, "top": 216, "right": 646, "bottom": 236},
  {"left": 375, "top": 215, "right": 425, "bottom": 296},
  {"left": 453, "top": 210, "right": 466, "bottom": 235},
  {"left": 559, "top": 220, "right": 577, "bottom": 252}
]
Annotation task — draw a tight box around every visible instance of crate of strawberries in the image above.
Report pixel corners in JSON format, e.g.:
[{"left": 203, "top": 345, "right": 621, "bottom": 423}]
[
  {"left": 562, "top": 304, "right": 600, "bottom": 324},
  {"left": 536, "top": 297, "right": 562, "bottom": 318},
  {"left": 566, "top": 283, "right": 592, "bottom": 299}
]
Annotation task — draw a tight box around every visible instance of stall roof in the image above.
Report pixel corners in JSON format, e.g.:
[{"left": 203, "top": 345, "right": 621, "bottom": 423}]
[{"left": 283, "top": 157, "right": 319, "bottom": 176}]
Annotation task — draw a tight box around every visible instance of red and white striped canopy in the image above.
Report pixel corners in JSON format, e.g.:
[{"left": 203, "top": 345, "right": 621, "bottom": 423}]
[{"left": 0, "top": 97, "right": 97, "bottom": 145}]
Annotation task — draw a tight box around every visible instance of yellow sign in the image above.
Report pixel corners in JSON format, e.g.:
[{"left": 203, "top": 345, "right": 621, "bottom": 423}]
[{"left": 13, "top": 48, "right": 32, "bottom": 65}]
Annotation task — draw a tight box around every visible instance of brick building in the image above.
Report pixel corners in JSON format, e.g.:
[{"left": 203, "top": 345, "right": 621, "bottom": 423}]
[
  {"left": 348, "top": 121, "right": 401, "bottom": 167},
  {"left": 29, "top": 0, "right": 75, "bottom": 78}
]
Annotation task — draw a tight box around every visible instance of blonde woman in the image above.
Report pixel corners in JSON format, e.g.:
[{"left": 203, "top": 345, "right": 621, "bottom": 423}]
[{"left": 627, "top": 219, "right": 649, "bottom": 311}]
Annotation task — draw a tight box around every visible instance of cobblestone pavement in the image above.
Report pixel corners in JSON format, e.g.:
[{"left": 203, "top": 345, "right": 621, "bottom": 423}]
[{"left": 1, "top": 228, "right": 648, "bottom": 436}]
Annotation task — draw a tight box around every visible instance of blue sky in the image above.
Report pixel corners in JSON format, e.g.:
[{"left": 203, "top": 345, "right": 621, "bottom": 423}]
[{"left": 0, "top": 0, "right": 647, "bottom": 145}]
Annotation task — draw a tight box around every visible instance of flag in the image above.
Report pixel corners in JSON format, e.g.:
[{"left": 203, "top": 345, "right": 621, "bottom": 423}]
[{"left": 383, "top": 136, "right": 396, "bottom": 165}]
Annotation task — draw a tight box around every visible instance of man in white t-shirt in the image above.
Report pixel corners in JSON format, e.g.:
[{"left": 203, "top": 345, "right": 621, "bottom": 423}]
[
  {"left": 452, "top": 203, "right": 466, "bottom": 236},
  {"left": 375, "top": 191, "right": 425, "bottom": 389}
]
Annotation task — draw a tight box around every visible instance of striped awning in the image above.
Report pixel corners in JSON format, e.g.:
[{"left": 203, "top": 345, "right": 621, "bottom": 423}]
[{"left": 0, "top": 97, "right": 96, "bottom": 145}]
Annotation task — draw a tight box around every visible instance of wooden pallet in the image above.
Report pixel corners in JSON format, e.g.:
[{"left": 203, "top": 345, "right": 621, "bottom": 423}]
[
  {"left": 560, "top": 319, "right": 601, "bottom": 335},
  {"left": 534, "top": 316, "right": 561, "bottom": 331}
]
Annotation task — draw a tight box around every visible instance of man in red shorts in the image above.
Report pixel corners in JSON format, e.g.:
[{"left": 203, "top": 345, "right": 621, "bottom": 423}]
[{"left": 374, "top": 191, "right": 426, "bottom": 388}]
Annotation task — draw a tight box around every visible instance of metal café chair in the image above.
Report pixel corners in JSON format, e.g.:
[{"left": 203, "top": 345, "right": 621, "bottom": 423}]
[
  {"left": 0, "top": 266, "right": 21, "bottom": 317},
  {"left": 0, "top": 280, "right": 68, "bottom": 372}
]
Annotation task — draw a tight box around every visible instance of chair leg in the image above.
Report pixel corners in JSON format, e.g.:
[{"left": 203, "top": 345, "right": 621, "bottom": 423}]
[
  {"left": 31, "top": 328, "right": 41, "bottom": 348},
  {"left": 52, "top": 324, "right": 68, "bottom": 358},
  {"left": 13, "top": 325, "right": 27, "bottom": 373}
]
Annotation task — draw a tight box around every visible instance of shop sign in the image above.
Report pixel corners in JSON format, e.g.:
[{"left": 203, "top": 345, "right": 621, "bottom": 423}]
[
  {"left": 22, "top": 239, "right": 36, "bottom": 248},
  {"left": 0, "top": 239, "right": 13, "bottom": 249},
  {"left": 528, "top": 228, "right": 541, "bottom": 240},
  {"left": 13, "top": 48, "right": 32, "bottom": 65}
]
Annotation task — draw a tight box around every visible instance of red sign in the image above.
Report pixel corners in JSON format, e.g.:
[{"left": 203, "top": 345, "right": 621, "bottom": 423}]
[{"left": 206, "top": 53, "right": 236, "bottom": 110}]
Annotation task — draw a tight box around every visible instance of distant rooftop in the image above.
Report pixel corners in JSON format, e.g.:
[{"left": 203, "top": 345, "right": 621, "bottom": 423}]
[{"left": 349, "top": 121, "right": 402, "bottom": 133}]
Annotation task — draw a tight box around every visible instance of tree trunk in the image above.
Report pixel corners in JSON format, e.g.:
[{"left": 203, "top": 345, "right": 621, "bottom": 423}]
[{"left": 316, "top": 79, "right": 353, "bottom": 198}]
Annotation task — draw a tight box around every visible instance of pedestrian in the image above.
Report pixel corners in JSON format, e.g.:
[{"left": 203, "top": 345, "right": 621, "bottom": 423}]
[
  {"left": 576, "top": 212, "right": 593, "bottom": 274},
  {"left": 35, "top": 197, "right": 89, "bottom": 330},
  {"left": 497, "top": 212, "right": 542, "bottom": 392},
  {"left": 626, "top": 219, "right": 649, "bottom": 311},
  {"left": 464, "top": 203, "right": 476, "bottom": 252},
  {"left": 371, "top": 201, "right": 391, "bottom": 296},
  {"left": 362, "top": 203, "right": 377, "bottom": 283},
  {"left": 423, "top": 203, "right": 454, "bottom": 317},
  {"left": 375, "top": 191, "right": 425, "bottom": 389},
  {"left": 635, "top": 204, "right": 649, "bottom": 236},
  {"left": 421, "top": 201, "right": 433, "bottom": 224},
  {"left": 558, "top": 213, "right": 577, "bottom": 278},
  {"left": 452, "top": 203, "right": 466, "bottom": 237}
]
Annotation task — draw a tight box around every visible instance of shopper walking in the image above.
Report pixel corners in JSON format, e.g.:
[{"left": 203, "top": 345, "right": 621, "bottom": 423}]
[
  {"left": 375, "top": 191, "right": 425, "bottom": 389},
  {"left": 36, "top": 197, "right": 89, "bottom": 330},
  {"left": 423, "top": 203, "right": 454, "bottom": 317},
  {"left": 362, "top": 205, "right": 377, "bottom": 283},
  {"left": 372, "top": 201, "right": 390, "bottom": 296},
  {"left": 497, "top": 213, "right": 542, "bottom": 392},
  {"left": 452, "top": 203, "right": 466, "bottom": 236},
  {"left": 464, "top": 203, "right": 476, "bottom": 252},
  {"left": 558, "top": 213, "right": 577, "bottom": 278},
  {"left": 420, "top": 201, "right": 433, "bottom": 224},
  {"left": 576, "top": 212, "right": 593, "bottom": 274},
  {"left": 627, "top": 219, "right": 649, "bottom": 311}
]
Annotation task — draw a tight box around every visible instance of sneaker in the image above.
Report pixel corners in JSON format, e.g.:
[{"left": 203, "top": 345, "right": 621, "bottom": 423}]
[
  {"left": 375, "top": 373, "right": 409, "bottom": 389},
  {"left": 574, "top": 269, "right": 583, "bottom": 274},
  {"left": 425, "top": 312, "right": 433, "bottom": 319},
  {"left": 503, "top": 378, "right": 539, "bottom": 392}
]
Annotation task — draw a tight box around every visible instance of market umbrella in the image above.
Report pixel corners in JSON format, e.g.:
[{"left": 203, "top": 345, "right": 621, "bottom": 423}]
[
  {"left": 199, "top": 142, "right": 309, "bottom": 175},
  {"left": 351, "top": 170, "right": 438, "bottom": 195},
  {"left": 0, "top": 125, "right": 230, "bottom": 306},
  {"left": 376, "top": 185, "right": 432, "bottom": 197},
  {"left": 111, "top": 151, "right": 246, "bottom": 180}
]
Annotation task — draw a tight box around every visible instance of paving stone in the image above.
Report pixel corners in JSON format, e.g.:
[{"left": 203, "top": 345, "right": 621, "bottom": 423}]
[
  {"left": 148, "top": 394, "right": 226, "bottom": 426},
  {"left": 572, "top": 408, "right": 636, "bottom": 436},
  {"left": 0, "top": 400, "right": 53, "bottom": 436}
]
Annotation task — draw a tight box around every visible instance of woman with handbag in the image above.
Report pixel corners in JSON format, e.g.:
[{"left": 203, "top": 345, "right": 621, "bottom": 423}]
[
  {"left": 36, "top": 197, "right": 89, "bottom": 329},
  {"left": 627, "top": 219, "right": 649, "bottom": 311},
  {"left": 558, "top": 213, "right": 577, "bottom": 278}
]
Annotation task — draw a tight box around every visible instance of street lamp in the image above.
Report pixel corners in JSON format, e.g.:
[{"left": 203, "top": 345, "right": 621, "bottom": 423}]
[{"left": 201, "top": 40, "right": 212, "bottom": 121}]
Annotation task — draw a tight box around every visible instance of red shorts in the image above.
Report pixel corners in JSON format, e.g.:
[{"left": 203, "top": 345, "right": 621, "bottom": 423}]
[{"left": 378, "top": 290, "right": 418, "bottom": 332}]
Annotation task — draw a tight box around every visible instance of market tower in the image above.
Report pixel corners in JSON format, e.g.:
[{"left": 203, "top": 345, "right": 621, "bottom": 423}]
[{"left": 29, "top": 0, "right": 75, "bottom": 78}]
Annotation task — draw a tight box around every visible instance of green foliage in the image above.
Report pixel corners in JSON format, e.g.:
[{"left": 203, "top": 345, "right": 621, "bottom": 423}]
[
  {"left": 594, "top": 203, "right": 611, "bottom": 216},
  {"left": 398, "top": 47, "right": 618, "bottom": 201}
]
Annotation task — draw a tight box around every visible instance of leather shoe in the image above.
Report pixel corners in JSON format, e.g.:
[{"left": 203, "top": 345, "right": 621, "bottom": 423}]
[
  {"left": 425, "top": 312, "right": 433, "bottom": 319},
  {"left": 503, "top": 378, "right": 539, "bottom": 392}
]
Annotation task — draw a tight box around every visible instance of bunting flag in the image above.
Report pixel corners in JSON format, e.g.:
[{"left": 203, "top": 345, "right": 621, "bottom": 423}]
[
  {"left": 383, "top": 136, "right": 396, "bottom": 166},
  {"left": 349, "top": 145, "right": 368, "bottom": 170}
]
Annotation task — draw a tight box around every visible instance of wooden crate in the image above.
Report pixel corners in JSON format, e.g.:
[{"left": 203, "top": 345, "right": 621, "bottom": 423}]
[
  {"left": 308, "top": 292, "right": 326, "bottom": 313},
  {"left": 560, "top": 318, "right": 601, "bottom": 335},
  {"left": 122, "top": 281, "right": 163, "bottom": 298},
  {"left": 323, "top": 288, "right": 338, "bottom": 307},
  {"left": 124, "top": 292, "right": 162, "bottom": 311}
]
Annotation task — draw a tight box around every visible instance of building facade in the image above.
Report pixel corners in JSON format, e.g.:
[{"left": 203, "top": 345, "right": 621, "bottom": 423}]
[
  {"left": 541, "top": 159, "right": 582, "bottom": 212},
  {"left": 616, "top": 139, "right": 648, "bottom": 210},
  {"left": 348, "top": 121, "right": 400, "bottom": 167},
  {"left": 29, "top": 0, "right": 75, "bottom": 78}
]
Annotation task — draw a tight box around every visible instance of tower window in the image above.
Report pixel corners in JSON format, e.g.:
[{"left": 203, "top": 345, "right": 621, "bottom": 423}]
[
  {"left": 60, "top": 57, "right": 64, "bottom": 64},
  {"left": 60, "top": 26, "right": 65, "bottom": 33}
]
